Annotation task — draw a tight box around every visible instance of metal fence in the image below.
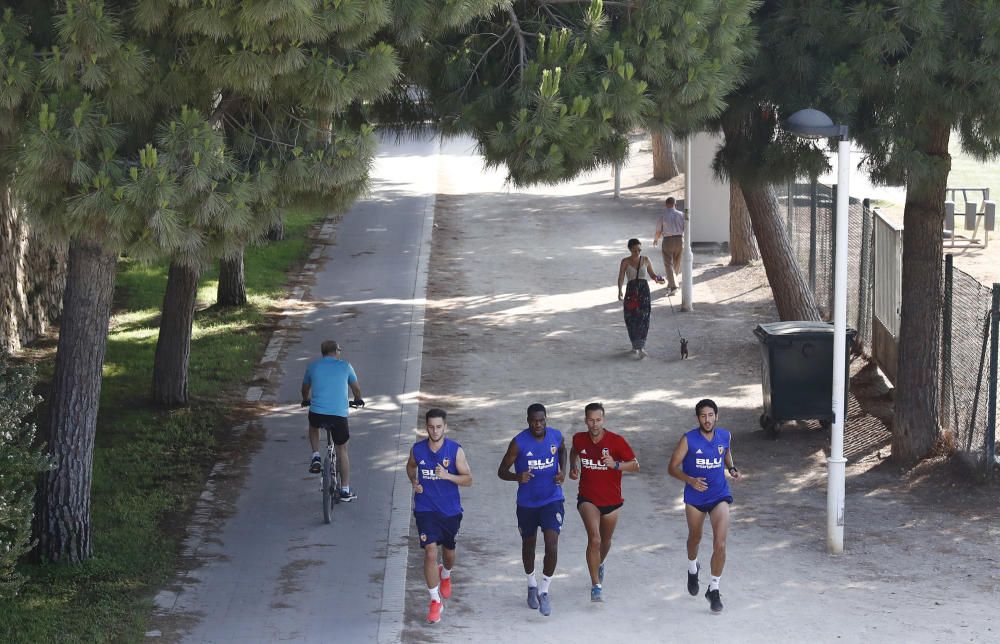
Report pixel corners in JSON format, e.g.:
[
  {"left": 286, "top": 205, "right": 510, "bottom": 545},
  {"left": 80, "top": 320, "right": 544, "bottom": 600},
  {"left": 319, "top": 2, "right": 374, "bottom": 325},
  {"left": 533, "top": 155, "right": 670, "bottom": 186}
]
[
  {"left": 773, "top": 180, "right": 875, "bottom": 355},
  {"left": 771, "top": 180, "right": 998, "bottom": 477},
  {"left": 940, "top": 257, "right": 999, "bottom": 478}
]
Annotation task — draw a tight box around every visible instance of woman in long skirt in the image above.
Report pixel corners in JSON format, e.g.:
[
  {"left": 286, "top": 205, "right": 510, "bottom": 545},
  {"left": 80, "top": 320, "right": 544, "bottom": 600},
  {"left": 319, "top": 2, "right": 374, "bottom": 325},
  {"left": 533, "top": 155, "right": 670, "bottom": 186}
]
[{"left": 617, "top": 238, "right": 665, "bottom": 358}]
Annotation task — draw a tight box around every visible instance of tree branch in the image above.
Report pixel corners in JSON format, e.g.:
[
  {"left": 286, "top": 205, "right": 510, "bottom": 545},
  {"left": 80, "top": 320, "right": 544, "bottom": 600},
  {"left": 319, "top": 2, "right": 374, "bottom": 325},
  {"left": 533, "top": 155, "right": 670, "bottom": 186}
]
[{"left": 506, "top": 6, "right": 527, "bottom": 78}]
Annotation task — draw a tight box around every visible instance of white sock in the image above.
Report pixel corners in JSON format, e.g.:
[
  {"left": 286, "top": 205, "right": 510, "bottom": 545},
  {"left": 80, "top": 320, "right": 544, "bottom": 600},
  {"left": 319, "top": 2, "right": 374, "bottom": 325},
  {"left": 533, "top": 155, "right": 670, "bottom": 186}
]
[
  {"left": 440, "top": 566, "right": 451, "bottom": 580},
  {"left": 710, "top": 575, "right": 721, "bottom": 591},
  {"left": 312, "top": 451, "right": 320, "bottom": 458},
  {"left": 526, "top": 571, "right": 537, "bottom": 588},
  {"left": 341, "top": 486, "right": 350, "bottom": 493},
  {"left": 688, "top": 559, "right": 699, "bottom": 575},
  {"left": 539, "top": 574, "right": 552, "bottom": 595},
  {"left": 428, "top": 585, "right": 441, "bottom": 602}
]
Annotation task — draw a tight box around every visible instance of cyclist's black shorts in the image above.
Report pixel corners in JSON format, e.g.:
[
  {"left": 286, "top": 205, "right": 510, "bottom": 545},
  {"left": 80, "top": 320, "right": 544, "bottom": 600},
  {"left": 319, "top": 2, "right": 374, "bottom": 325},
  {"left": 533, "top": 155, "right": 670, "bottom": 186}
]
[{"left": 308, "top": 412, "right": 349, "bottom": 445}]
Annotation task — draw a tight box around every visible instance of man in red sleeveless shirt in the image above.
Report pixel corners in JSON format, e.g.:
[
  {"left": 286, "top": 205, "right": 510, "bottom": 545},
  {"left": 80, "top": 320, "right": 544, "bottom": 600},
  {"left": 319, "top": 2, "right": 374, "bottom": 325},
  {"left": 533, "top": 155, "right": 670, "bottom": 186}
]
[{"left": 569, "top": 402, "right": 639, "bottom": 602}]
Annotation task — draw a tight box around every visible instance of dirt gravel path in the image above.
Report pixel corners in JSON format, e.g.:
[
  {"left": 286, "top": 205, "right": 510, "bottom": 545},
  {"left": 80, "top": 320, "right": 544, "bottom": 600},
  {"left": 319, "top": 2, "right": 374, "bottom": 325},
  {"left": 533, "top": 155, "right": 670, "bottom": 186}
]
[{"left": 400, "top": 137, "right": 999, "bottom": 643}]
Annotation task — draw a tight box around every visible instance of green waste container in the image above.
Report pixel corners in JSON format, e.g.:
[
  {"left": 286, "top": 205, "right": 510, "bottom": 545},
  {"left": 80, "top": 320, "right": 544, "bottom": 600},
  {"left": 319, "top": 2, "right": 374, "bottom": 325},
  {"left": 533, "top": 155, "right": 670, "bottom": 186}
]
[{"left": 753, "top": 321, "right": 856, "bottom": 436}]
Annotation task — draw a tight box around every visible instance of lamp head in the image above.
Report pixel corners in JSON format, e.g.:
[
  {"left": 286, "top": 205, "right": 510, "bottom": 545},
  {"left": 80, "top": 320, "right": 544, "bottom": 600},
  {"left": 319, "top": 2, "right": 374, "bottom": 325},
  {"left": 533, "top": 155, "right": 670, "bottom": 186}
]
[{"left": 785, "top": 108, "right": 848, "bottom": 140}]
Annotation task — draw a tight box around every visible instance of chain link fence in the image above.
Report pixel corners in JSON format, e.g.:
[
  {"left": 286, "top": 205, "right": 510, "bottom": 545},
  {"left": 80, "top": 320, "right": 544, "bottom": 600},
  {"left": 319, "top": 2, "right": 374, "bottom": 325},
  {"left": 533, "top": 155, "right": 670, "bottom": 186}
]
[
  {"left": 770, "top": 180, "right": 999, "bottom": 477},
  {"left": 941, "top": 257, "right": 999, "bottom": 476},
  {"left": 772, "top": 180, "right": 875, "bottom": 355}
]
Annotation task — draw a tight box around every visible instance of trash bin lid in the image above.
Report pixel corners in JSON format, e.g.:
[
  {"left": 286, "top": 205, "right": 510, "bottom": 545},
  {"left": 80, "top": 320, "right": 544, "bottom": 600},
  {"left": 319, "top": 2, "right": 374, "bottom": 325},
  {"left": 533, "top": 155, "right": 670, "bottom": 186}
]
[{"left": 753, "top": 321, "right": 856, "bottom": 343}]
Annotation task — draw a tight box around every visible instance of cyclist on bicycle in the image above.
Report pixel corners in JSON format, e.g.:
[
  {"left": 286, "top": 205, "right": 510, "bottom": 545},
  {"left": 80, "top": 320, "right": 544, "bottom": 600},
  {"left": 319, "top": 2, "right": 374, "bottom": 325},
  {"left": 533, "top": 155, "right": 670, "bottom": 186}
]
[{"left": 302, "top": 340, "right": 364, "bottom": 501}]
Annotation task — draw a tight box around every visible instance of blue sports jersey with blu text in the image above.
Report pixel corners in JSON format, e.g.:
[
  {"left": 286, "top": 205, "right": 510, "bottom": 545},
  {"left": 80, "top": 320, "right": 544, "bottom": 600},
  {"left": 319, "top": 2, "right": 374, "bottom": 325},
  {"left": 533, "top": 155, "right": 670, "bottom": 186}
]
[
  {"left": 413, "top": 438, "right": 463, "bottom": 516},
  {"left": 513, "top": 427, "right": 564, "bottom": 507},
  {"left": 682, "top": 427, "right": 732, "bottom": 506}
]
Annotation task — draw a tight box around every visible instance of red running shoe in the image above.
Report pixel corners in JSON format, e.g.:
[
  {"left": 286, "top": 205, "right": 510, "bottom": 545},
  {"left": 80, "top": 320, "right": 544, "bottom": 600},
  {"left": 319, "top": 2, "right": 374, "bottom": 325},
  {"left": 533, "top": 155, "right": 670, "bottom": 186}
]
[
  {"left": 427, "top": 599, "right": 443, "bottom": 624},
  {"left": 438, "top": 565, "right": 452, "bottom": 599}
]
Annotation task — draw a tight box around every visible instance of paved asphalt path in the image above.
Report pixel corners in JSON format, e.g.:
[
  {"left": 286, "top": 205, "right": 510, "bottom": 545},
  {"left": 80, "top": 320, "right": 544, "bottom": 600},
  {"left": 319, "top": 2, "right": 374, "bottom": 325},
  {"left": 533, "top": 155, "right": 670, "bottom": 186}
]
[{"left": 154, "top": 135, "right": 440, "bottom": 643}]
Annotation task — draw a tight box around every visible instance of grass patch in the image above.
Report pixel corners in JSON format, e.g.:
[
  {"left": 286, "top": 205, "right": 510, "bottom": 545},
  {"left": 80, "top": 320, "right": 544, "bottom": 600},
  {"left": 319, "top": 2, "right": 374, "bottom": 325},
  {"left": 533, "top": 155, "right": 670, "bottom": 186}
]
[{"left": 0, "top": 208, "right": 329, "bottom": 643}]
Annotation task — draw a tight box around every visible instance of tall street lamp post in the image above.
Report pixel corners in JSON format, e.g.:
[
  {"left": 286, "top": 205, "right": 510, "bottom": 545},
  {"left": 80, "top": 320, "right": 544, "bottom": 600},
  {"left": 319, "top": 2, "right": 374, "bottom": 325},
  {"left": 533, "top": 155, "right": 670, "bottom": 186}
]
[{"left": 785, "top": 108, "right": 850, "bottom": 555}]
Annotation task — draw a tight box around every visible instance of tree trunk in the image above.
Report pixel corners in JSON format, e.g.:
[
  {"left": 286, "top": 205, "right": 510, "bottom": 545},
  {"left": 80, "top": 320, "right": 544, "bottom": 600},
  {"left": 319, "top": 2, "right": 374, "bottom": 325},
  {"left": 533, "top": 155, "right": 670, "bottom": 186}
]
[
  {"left": 893, "top": 122, "right": 951, "bottom": 465},
  {"left": 729, "top": 179, "right": 759, "bottom": 266},
  {"left": 742, "top": 184, "right": 821, "bottom": 321},
  {"left": 217, "top": 248, "right": 247, "bottom": 307},
  {"left": 1, "top": 183, "right": 66, "bottom": 353},
  {"left": 651, "top": 130, "right": 680, "bottom": 181},
  {"left": 151, "top": 260, "right": 200, "bottom": 407},
  {"left": 266, "top": 217, "right": 283, "bottom": 242},
  {"left": 35, "top": 240, "right": 118, "bottom": 564}
]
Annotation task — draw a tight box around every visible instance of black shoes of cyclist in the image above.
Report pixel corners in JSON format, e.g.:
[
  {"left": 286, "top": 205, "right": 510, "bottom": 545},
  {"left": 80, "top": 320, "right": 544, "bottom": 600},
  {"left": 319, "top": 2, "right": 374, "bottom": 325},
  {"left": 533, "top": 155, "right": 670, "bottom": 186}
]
[
  {"left": 687, "top": 564, "right": 700, "bottom": 596},
  {"left": 705, "top": 588, "right": 723, "bottom": 613},
  {"left": 339, "top": 489, "right": 358, "bottom": 502},
  {"left": 309, "top": 455, "right": 322, "bottom": 474}
]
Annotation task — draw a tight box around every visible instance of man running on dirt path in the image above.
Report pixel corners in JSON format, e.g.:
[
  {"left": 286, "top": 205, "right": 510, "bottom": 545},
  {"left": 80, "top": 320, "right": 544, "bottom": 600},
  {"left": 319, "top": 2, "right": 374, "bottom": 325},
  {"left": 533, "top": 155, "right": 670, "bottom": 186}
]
[
  {"left": 569, "top": 402, "right": 639, "bottom": 602},
  {"left": 497, "top": 403, "right": 567, "bottom": 616},
  {"left": 406, "top": 408, "right": 473, "bottom": 624},
  {"left": 668, "top": 398, "right": 742, "bottom": 613}
]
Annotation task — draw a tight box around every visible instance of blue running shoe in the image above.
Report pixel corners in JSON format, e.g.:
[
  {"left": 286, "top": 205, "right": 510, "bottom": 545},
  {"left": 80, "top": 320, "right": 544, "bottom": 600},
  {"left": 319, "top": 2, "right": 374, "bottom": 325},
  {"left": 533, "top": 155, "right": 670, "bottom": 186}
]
[
  {"left": 590, "top": 585, "right": 603, "bottom": 602},
  {"left": 598, "top": 562, "right": 605, "bottom": 584},
  {"left": 526, "top": 586, "right": 539, "bottom": 609},
  {"left": 538, "top": 592, "right": 551, "bottom": 616}
]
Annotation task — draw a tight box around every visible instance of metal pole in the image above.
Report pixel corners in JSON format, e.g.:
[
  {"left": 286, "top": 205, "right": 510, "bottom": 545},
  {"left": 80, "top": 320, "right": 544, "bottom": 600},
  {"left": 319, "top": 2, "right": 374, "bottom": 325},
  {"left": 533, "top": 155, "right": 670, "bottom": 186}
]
[
  {"left": 941, "top": 255, "right": 954, "bottom": 430},
  {"left": 827, "top": 136, "right": 850, "bottom": 554},
  {"left": 987, "top": 284, "right": 999, "bottom": 481},
  {"left": 681, "top": 135, "right": 694, "bottom": 311},
  {"left": 809, "top": 180, "right": 818, "bottom": 293},
  {"left": 858, "top": 199, "right": 872, "bottom": 347}
]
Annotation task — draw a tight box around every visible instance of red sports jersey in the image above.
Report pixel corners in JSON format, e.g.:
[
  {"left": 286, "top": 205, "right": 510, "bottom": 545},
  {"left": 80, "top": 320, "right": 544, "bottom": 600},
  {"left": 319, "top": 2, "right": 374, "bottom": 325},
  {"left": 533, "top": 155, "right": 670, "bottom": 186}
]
[{"left": 573, "top": 430, "right": 636, "bottom": 506}]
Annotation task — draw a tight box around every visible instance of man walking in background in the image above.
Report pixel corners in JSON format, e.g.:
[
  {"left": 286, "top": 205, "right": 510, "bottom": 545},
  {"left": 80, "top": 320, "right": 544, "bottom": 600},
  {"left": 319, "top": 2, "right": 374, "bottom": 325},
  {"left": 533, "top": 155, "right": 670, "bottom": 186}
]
[
  {"left": 653, "top": 196, "right": 685, "bottom": 295},
  {"left": 301, "top": 340, "right": 363, "bottom": 501},
  {"left": 497, "top": 403, "right": 566, "bottom": 616}
]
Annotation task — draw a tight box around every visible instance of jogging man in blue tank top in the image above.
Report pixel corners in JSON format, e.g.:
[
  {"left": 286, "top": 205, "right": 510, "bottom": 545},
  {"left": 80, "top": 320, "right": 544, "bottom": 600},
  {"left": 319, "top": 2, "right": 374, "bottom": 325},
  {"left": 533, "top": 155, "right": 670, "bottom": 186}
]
[
  {"left": 497, "top": 403, "right": 566, "bottom": 617},
  {"left": 668, "top": 399, "right": 742, "bottom": 613},
  {"left": 406, "top": 408, "right": 473, "bottom": 624}
]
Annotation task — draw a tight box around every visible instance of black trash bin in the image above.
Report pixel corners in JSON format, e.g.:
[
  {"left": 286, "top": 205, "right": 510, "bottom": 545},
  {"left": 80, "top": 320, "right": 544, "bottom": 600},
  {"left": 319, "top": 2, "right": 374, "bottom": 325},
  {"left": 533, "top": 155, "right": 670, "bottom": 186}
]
[{"left": 753, "top": 321, "right": 856, "bottom": 436}]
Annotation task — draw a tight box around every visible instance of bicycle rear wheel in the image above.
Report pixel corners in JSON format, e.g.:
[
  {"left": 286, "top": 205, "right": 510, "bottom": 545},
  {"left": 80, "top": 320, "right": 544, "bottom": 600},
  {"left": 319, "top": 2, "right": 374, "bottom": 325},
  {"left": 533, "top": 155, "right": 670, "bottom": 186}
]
[
  {"left": 330, "top": 451, "right": 340, "bottom": 505},
  {"left": 322, "top": 454, "right": 332, "bottom": 524}
]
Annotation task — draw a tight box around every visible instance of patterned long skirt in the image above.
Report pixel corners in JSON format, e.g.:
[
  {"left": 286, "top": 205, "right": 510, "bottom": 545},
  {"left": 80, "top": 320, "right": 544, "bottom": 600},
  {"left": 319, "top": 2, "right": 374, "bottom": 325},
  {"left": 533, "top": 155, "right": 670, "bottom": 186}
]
[{"left": 622, "top": 278, "right": 651, "bottom": 350}]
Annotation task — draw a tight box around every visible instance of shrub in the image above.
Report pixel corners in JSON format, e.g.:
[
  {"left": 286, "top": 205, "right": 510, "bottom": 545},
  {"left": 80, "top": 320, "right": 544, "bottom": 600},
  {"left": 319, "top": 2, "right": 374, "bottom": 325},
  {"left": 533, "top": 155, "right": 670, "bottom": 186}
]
[{"left": 0, "top": 355, "right": 48, "bottom": 598}]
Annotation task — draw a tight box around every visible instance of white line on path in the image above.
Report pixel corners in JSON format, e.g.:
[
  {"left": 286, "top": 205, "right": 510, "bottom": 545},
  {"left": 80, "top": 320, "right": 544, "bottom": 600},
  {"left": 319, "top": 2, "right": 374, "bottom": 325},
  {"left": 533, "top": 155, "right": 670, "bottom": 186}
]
[{"left": 377, "top": 138, "right": 439, "bottom": 643}]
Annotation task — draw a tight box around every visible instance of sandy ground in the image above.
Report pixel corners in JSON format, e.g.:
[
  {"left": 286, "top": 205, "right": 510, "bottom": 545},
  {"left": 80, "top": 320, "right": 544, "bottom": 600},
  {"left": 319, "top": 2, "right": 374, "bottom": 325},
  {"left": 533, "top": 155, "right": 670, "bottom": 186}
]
[{"left": 399, "top": 137, "right": 1000, "bottom": 643}]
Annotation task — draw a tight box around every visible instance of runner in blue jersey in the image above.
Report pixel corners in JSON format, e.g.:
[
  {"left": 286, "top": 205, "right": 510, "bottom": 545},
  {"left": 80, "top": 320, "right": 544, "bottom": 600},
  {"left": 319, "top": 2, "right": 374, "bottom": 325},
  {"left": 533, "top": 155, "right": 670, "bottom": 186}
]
[
  {"left": 497, "top": 403, "right": 566, "bottom": 616},
  {"left": 668, "top": 399, "right": 742, "bottom": 613},
  {"left": 406, "top": 408, "right": 472, "bottom": 624}
]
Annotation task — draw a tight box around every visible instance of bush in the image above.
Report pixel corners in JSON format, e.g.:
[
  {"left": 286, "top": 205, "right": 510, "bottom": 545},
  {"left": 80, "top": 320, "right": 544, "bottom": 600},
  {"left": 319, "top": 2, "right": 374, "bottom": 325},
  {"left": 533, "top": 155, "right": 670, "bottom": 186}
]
[{"left": 0, "top": 355, "right": 48, "bottom": 599}]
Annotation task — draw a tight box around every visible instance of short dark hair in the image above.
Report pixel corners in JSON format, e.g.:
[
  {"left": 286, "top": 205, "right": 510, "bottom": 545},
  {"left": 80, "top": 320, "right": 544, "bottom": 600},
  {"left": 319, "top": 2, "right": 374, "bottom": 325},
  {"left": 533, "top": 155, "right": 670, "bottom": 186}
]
[
  {"left": 425, "top": 408, "right": 447, "bottom": 423},
  {"left": 695, "top": 399, "right": 718, "bottom": 415},
  {"left": 321, "top": 340, "right": 340, "bottom": 356},
  {"left": 627, "top": 238, "right": 641, "bottom": 250},
  {"left": 665, "top": 197, "right": 675, "bottom": 206},
  {"left": 527, "top": 403, "right": 546, "bottom": 416},
  {"left": 584, "top": 402, "right": 605, "bottom": 415}
]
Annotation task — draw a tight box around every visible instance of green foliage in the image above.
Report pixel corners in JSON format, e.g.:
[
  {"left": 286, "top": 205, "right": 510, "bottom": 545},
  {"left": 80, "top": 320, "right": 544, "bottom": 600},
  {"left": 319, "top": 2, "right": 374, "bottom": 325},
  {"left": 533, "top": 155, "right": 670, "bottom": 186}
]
[
  {"left": 399, "top": 0, "right": 757, "bottom": 186},
  {"left": 0, "top": 206, "right": 326, "bottom": 641},
  {"left": 819, "top": 0, "right": 1000, "bottom": 185},
  {"left": 0, "top": 357, "right": 48, "bottom": 600}
]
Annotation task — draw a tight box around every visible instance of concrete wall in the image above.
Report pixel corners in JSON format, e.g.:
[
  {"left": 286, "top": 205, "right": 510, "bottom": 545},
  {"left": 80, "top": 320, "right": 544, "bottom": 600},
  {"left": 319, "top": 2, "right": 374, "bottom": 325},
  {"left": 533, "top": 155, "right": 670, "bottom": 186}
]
[{"left": 687, "top": 132, "right": 730, "bottom": 244}]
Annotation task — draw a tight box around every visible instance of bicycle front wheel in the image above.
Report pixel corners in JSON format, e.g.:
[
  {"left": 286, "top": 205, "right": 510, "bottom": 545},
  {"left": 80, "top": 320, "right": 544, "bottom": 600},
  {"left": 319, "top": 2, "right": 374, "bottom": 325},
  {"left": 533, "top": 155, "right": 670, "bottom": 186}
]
[{"left": 322, "top": 455, "right": 332, "bottom": 524}]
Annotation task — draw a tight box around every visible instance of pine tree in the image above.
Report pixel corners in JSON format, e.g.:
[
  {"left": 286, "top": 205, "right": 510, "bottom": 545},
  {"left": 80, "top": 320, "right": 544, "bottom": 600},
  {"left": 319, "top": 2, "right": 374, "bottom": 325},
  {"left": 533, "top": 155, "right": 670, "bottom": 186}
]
[
  {"left": 820, "top": 0, "right": 1000, "bottom": 464},
  {"left": 2, "top": 0, "right": 465, "bottom": 561},
  {"left": 398, "top": 0, "right": 756, "bottom": 186}
]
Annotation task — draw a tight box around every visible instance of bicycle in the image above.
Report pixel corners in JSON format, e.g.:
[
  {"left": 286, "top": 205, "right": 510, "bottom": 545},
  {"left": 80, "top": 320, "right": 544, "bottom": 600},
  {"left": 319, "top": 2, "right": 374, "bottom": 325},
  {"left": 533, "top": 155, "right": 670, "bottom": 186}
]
[{"left": 305, "top": 399, "right": 364, "bottom": 524}]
